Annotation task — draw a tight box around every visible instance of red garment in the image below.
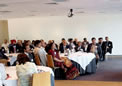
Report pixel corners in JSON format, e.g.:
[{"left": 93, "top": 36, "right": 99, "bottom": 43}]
[
  {"left": 48, "top": 49, "right": 80, "bottom": 80},
  {"left": 48, "top": 49, "right": 64, "bottom": 68}
]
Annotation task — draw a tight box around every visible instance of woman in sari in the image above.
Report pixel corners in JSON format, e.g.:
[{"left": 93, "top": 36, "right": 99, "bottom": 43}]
[{"left": 48, "top": 43, "right": 79, "bottom": 80}]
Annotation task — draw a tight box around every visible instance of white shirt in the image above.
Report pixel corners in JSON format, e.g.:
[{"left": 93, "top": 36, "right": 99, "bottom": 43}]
[
  {"left": 33, "top": 47, "right": 47, "bottom": 66},
  {"left": 2, "top": 43, "right": 9, "bottom": 52},
  {"left": 0, "top": 64, "right": 7, "bottom": 86},
  {"left": 16, "top": 62, "right": 38, "bottom": 86}
]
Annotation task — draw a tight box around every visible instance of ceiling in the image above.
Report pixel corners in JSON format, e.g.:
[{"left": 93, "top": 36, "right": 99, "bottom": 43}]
[{"left": 0, "top": 0, "right": 122, "bottom": 19}]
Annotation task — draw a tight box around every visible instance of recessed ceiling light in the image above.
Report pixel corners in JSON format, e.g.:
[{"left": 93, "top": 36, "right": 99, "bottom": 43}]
[
  {"left": 45, "top": 2, "right": 58, "bottom": 5},
  {"left": 0, "top": 4, "right": 8, "bottom": 7},
  {"left": 52, "top": 0, "right": 68, "bottom": 2},
  {"left": 0, "top": 11, "right": 12, "bottom": 13}
]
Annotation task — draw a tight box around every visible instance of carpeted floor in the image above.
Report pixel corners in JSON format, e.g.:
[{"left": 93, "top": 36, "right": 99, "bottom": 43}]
[{"left": 75, "top": 56, "right": 122, "bottom": 82}]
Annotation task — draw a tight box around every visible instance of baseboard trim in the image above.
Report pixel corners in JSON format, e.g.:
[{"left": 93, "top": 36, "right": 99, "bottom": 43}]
[{"left": 106, "top": 55, "right": 122, "bottom": 58}]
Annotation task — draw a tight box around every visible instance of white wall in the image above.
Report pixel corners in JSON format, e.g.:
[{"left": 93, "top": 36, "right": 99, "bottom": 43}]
[{"left": 8, "top": 14, "right": 122, "bottom": 55}]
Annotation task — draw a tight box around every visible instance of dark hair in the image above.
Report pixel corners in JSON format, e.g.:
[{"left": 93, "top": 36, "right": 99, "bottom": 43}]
[
  {"left": 62, "top": 38, "right": 65, "bottom": 41},
  {"left": 68, "top": 38, "right": 73, "bottom": 42},
  {"left": 105, "top": 36, "right": 108, "bottom": 39},
  {"left": 83, "top": 38, "right": 87, "bottom": 41},
  {"left": 17, "top": 53, "right": 30, "bottom": 65},
  {"left": 98, "top": 37, "right": 103, "bottom": 40},
  {"left": 23, "top": 44, "right": 29, "bottom": 50},
  {"left": 48, "top": 43, "right": 54, "bottom": 50},
  {"left": 34, "top": 40, "right": 41, "bottom": 46},
  {"left": 91, "top": 37, "right": 96, "bottom": 41}
]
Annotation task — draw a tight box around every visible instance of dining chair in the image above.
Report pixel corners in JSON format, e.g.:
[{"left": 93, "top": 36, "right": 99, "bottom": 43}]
[
  {"left": 32, "top": 72, "right": 51, "bottom": 86},
  {"left": 0, "top": 59, "right": 8, "bottom": 66}
]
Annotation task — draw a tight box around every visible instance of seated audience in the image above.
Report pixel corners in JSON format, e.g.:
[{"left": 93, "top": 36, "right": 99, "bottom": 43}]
[
  {"left": 73, "top": 38, "right": 78, "bottom": 46},
  {"left": 75, "top": 41, "right": 85, "bottom": 52},
  {"left": 48, "top": 43, "right": 79, "bottom": 79},
  {"left": 24, "top": 40, "right": 34, "bottom": 51},
  {"left": 45, "top": 40, "right": 53, "bottom": 53},
  {"left": 16, "top": 53, "right": 38, "bottom": 86},
  {"left": 33, "top": 40, "right": 47, "bottom": 66},
  {"left": 59, "top": 38, "right": 69, "bottom": 53},
  {"left": 87, "top": 37, "right": 99, "bottom": 65},
  {"left": 97, "top": 37, "right": 104, "bottom": 61},
  {"left": 9, "top": 40, "right": 17, "bottom": 53},
  {"left": 0, "top": 44, "right": 6, "bottom": 53},
  {"left": 1, "top": 39, "right": 9, "bottom": 53},
  {"left": 67, "top": 38, "right": 75, "bottom": 50},
  {"left": 82, "top": 38, "right": 89, "bottom": 52},
  {"left": 24, "top": 45, "right": 34, "bottom": 63},
  {"left": 16, "top": 40, "right": 24, "bottom": 53},
  {"left": 52, "top": 40, "right": 58, "bottom": 50}
]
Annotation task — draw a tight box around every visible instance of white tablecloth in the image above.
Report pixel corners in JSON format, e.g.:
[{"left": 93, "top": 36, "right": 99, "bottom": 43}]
[
  {"left": 2, "top": 66, "right": 54, "bottom": 86},
  {"left": 60, "top": 52, "right": 95, "bottom": 70},
  {"left": 5, "top": 53, "right": 19, "bottom": 65}
]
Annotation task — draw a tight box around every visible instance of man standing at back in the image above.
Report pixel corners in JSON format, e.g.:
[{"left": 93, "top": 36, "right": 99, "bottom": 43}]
[{"left": 102, "top": 37, "right": 113, "bottom": 61}]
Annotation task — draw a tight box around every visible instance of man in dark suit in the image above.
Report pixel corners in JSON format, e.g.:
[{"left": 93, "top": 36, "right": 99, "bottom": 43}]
[
  {"left": 97, "top": 37, "right": 104, "bottom": 61},
  {"left": 24, "top": 45, "right": 34, "bottom": 63},
  {"left": 87, "top": 37, "right": 99, "bottom": 65},
  {"left": 82, "top": 38, "right": 89, "bottom": 52},
  {"left": 102, "top": 37, "right": 113, "bottom": 61},
  {"left": 73, "top": 38, "right": 78, "bottom": 46},
  {"left": 67, "top": 38, "right": 75, "bottom": 50},
  {"left": 75, "top": 41, "right": 85, "bottom": 52},
  {"left": 0, "top": 46, "right": 10, "bottom": 66},
  {"left": 9, "top": 40, "right": 17, "bottom": 53},
  {"left": 59, "top": 38, "right": 69, "bottom": 53},
  {"left": 16, "top": 40, "right": 24, "bottom": 53}
]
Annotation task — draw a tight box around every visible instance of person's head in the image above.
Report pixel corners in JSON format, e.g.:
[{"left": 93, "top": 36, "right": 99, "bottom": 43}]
[
  {"left": 49, "top": 43, "right": 56, "bottom": 50},
  {"left": 17, "top": 53, "right": 30, "bottom": 65},
  {"left": 11, "top": 40, "right": 16, "bottom": 45},
  {"left": 98, "top": 37, "right": 103, "bottom": 43},
  {"left": 41, "top": 40, "right": 46, "bottom": 48},
  {"left": 62, "top": 38, "right": 65, "bottom": 43},
  {"left": 78, "top": 41, "right": 82, "bottom": 46},
  {"left": 91, "top": 37, "right": 96, "bottom": 44},
  {"left": 68, "top": 38, "right": 73, "bottom": 43},
  {"left": 27, "top": 40, "right": 31, "bottom": 45},
  {"left": 32, "top": 40, "right": 35, "bottom": 45},
  {"left": 48, "top": 40, "right": 53, "bottom": 44},
  {"left": 34, "top": 40, "right": 41, "bottom": 48},
  {"left": 105, "top": 37, "right": 109, "bottom": 41},
  {"left": 23, "top": 45, "right": 30, "bottom": 53},
  {"left": 4, "top": 39, "right": 8, "bottom": 44},
  {"left": 63, "top": 41, "right": 67, "bottom": 46},
  {"left": 74, "top": 38, "right": 78, "bottom": 42},
  {"left": 83, "top": 38, "right": 87, "bottom": 42},
  {"left": 17, "top": 40, "right": 22, "bottom": 45}
]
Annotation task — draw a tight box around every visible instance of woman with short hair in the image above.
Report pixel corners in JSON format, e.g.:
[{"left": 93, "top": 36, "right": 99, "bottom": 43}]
[{"left": 16, "top": 53, "right": 38, "bottom": 86}]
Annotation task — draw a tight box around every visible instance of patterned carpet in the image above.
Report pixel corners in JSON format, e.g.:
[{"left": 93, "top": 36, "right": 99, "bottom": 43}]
[{"left": 75, "top": 56, "right": 122, "bottom": 82}]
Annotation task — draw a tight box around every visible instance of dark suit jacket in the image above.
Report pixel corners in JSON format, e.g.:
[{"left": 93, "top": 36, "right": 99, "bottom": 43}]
[
  {"left": 97, "top": 43, "right": 103, "bottom": 59},
  {"left": 87, "top": 43, "right": 99, "bottom": 54},
  {"left": 75, "top": 45, "right": 85, "bottom": 52},
  {"left": 102, "top": 41, "right": 113, "bottom": 54},
  {"left": 9, "top": 44, "right": 17, "bottom": 53},
  {"left": 0, "top": 51, "right": 8, "bottom": 60},
  {"left": 16, "top": 44, "right": 24, "bottom": 53},
  {"left": 59, "top": 43, "right": 69, "bottom": 53},
  {"left": 28, "top": 53, "right": 34, "bottom": 62},
  {"left": 0, "top": 47, "right": 6, "bottom": 53}
]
